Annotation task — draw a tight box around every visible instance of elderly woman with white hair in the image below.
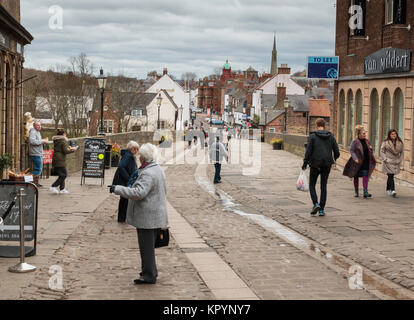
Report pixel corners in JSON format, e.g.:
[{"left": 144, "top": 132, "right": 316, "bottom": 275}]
[
  {"left": 112, "top": 141, "right": 140, "bottom": 222},
  {"left": 110, "top": 143, "right": 168, "bottom": 285}
]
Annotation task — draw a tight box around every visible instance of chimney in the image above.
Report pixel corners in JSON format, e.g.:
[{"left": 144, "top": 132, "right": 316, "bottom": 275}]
[
  {"left": 277, "top": 83, "right": 287, "bottom": 107},
  {"left": 278, "top": 64, "right": 291, "bottom": 75},
  {"left": 163, "top": 68, "right": 168, "bottom": 75}
]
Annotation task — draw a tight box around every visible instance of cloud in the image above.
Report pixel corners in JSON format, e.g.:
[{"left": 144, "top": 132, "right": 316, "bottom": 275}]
[{"left": 21, "top": 0, "right": 336, "bottom": 79}]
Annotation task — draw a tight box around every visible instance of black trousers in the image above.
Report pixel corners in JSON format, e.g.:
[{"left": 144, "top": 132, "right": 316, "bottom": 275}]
[
  {"left": 214, "top": 163, "right": 222, "bottom": 183},
  {"left": 387, "top": 174, "right": 395, "bottom": 191},
  {"left": 118, "top": 197, "right": 128, "bottom": 222},
  {"left": 137, "top": 229, "right": 158, "bottom": 283},
  {"left": 51, "top": 167, "right": 67, "bottom": 190},
  {"left": 309, "top": 166, "right": 331, "bottom": 210}
]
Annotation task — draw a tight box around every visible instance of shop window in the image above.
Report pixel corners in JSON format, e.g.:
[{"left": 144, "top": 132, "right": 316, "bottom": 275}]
[
  {"left": 355, "top": 90, "right": 363, "bottom": 126},
  {"left": 347, "top": 89, "right": 354, "bottom": 146},
  {"left": 370, "top": 89, "right": 379, "bottom": 154},
  {"left": 381, "top": 89, "right": 391, "bottom": 141},
  {"left": 339, "top": 90, "right": 346, "bottom": 145},
  {"left": 393, "top": 88, "right": 404, "bottom": 138}
]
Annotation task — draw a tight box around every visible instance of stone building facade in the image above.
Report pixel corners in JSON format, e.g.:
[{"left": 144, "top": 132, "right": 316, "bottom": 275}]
[
  {"left": 0, "top": 0, "right": 33, "bottom": 171},
  {"left": 334, "top": 0, "right": 414, "bottom": 184}
]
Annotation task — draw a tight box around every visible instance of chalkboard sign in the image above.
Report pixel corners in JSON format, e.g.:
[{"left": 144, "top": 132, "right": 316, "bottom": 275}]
[
  {"left": 81, "top": 138, "right": 106, "bottom": 186},
  {"left": 0, "top": 184, "right": 36, "bottom": 241}
]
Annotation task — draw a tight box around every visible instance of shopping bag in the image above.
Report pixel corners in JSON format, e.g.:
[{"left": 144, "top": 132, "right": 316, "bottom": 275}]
[{"left": 296, "top": 170, "right": 309, "bottom": 192}]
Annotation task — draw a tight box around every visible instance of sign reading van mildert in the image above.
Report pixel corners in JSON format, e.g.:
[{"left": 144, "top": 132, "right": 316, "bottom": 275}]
[
  {"left": 364, "top": 48, "right": 411, "bottom": 75},
  {"left": 307, "top": 56, "right": 339, "bottom": 79}
]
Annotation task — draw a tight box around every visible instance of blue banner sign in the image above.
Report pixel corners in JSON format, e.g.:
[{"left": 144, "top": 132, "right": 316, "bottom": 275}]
[{"left": 307, "top": 56, "right": 339, "bottom": 79}]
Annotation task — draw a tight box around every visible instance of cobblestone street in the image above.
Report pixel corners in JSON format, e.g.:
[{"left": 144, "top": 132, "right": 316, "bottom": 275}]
[{"left": 2, "top": 140, "right": 414, "bottom": 299}]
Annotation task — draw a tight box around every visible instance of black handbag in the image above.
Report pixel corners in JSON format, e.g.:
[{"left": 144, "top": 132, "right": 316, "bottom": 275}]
[{"left": 155, "top": 228, "right": 169, "bottom": 248}]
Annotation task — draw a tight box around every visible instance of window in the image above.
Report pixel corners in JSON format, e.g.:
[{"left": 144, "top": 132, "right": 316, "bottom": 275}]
[
  {"left": 347, "top": 90, "right": 354, "bottom": 146},
  {"left": 393, "top": 88, "right": 404, "bottom": 137},
  {"left": 385, "top": 0, "right": 394, "bottom": 24},
  {"left": 104, "top": 120, "right": 114, "bottom": 133},
  {"left": 385, "top": 0, "right": 407, "bottom": 25},
  {"left": 131, "top": 109, "right": 143, "bottom": 117},
  {"left": 269, "top": 128, "right": 275, "bottom": 133},
  {"left": 393, "top": 0, "right": 407, "bottom": 24},
  {"left": 370, "top": 89, "right": 379, "bottom": 154},
  {"left": 355, "top": 90, "right": 363, "bottom": 126},
  {"left": 381, "top": 89, "right": 391, "bottom": 141},
  {"left": 339, "top": 90, "right": 346, "bottom": 145}
]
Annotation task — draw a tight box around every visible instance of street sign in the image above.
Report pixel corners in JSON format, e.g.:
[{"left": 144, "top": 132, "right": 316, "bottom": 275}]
[
  {"left": 307, "top": 56, "right": 339, "bottom": 79},
  {"left": 81, "top": 138, "right": 106, "bottom": 186}
]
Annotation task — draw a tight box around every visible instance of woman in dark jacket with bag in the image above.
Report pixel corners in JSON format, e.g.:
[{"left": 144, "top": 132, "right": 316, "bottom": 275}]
[
  {"left": 50, "top": 129, "right": 78, "bottom": 194},
  {"left": 112, "top": 141, "right": 139, "bottom": 222},
  {"left": 343, "top": 126, "right": 376, "bottom": 198}
]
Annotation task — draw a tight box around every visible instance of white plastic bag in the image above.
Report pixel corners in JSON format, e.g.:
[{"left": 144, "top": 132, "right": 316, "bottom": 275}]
[{"left": 296, "top": 170, "right": 309, "bottom": 192}]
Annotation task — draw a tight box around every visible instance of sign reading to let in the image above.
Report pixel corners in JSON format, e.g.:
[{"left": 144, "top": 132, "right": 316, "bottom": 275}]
[
  {"left": 307, "top": 56, "right": 339, "bottom": 79},
  {"left": 364, "top": 48, "right": 411, "bottom": 75}
]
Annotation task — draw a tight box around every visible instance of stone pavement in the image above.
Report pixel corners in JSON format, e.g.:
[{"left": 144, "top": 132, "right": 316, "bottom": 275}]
[
  {"left": 214, "top": 141, "right": 414, "bottom": 296},
  {"left": 0, "top": 169, "right": 118, "bottom": 299},
  {"left": 1, "top": 139, "right": 407, "bottom": 300}
]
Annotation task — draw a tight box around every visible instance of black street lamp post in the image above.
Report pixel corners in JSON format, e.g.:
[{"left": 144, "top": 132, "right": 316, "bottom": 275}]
[
  {"left": 97, "top": 68, "right": 107, "bottom": 136},
  {"left": 264, "top": 107, "right": 268, "bottom": 132}
]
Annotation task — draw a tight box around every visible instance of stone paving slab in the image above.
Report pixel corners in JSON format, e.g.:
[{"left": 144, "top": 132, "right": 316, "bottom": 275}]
[{"left": 165, "top": 163, "right": 376, "bottom": 300}]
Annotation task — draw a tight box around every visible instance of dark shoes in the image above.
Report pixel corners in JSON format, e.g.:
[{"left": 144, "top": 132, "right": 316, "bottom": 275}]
[
  {"left": 363, "top": 189, "right": 372, "bottom": 199},
  {"left": 319, "top": 210, "right": 325, "bottom": 217},
  {"left": 310, "top": 203, "right": 321, "bottom": 216},
  {"left": 133, "top": 278, "right": 156, "bottom": 285}
]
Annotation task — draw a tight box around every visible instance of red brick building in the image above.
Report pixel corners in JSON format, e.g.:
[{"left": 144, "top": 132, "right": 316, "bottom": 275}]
[
  {"left": 334, "top": 0, "right": 414, "bottom": 183},
  {"left": 89, "top": 91, "right": 119, "bottom": 136}
]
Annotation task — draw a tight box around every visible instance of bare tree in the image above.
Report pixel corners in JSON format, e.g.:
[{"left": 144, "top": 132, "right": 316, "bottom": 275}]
[
  {"left": 181, "top": 72, "right": 197, "bottom": 90},
  {"left": 109, "top": 75, "right": 141, "bottom": 133}
]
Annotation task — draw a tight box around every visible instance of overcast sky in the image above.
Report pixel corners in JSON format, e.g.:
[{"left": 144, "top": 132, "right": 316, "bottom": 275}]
[{"left": 21, "top": 0, "right": 337, "bottom": 79}]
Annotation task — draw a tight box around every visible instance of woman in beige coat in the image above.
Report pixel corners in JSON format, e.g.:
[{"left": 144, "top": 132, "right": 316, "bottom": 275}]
[{"left": 380, "top": 129, "right": 404, "bottom": 197}]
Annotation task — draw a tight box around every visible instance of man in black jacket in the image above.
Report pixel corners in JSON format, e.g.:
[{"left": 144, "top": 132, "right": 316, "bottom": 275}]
[{"left": 302, "top": 118, "right": 340, "bottom": 217}]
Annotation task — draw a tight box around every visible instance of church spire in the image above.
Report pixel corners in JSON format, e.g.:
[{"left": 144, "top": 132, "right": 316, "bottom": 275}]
[{"left": 270, "top": 33, "right": 278, "bottom": 75}]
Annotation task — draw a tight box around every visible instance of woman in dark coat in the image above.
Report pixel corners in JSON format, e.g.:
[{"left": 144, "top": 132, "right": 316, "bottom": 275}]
[
  {"left": 112, "top": 141, "right": 139, "bottom": 222},
  {"left": 343, "top": 126, "right": 376, "bottom": 198},
  {"left": 50, "top": 129, "right": 78, "bottom": 194}
]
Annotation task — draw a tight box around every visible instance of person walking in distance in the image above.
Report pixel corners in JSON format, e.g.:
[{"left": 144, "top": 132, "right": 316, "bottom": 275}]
[
  {"left": 343, "top": 125, "right": 376, "bottom": 198},
  {"left": 209, "top": 136, "right": 228, "bottom": 184},
  {"left": 302, "top": 118, "right": 340, "bottom": 217},
  {"left": 50, "top": 129, "right": 78, "bottom": 194},
  {"left": 112, "top": 141, "right": 139, "bottom": 222},
  {"left": 380, "top": 129, "right": 404, "bottom": 197},
  {"left": 28, "top": 121, "right": 50, "bottom": 187}
]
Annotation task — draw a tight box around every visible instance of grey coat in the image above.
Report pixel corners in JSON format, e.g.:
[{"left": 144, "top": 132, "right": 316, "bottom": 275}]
[
  {"left": 380, "top": 140, "right": 404, "bottom": 175},
  {"left": 114, "top": 162, "right": 168, "bottom": 229},
  {"left": 28, "top": 128, "right": 43, "bottom": 156}
]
